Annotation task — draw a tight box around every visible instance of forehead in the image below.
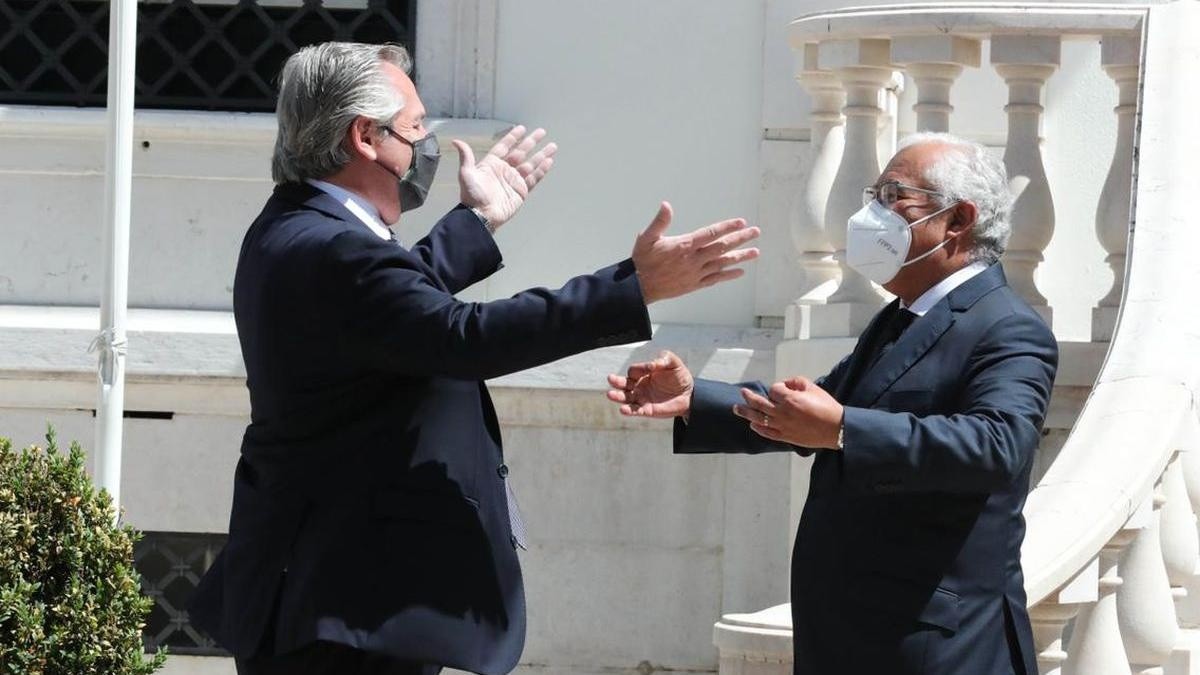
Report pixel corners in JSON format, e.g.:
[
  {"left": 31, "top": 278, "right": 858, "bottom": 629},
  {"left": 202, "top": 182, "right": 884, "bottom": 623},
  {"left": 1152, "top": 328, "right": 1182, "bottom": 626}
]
[
  {"left": 879, "top": 144, "right": 938, "bottom": 187},
  {"left": 381, "top": 61, "right": 425, "bottom": 121}
]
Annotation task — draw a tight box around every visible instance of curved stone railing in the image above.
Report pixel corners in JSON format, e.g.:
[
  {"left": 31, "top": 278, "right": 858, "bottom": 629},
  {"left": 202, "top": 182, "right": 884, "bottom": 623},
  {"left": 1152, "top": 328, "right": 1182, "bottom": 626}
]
[{"left": 718, "top": 2, "right": 1200, "bottom": 673}]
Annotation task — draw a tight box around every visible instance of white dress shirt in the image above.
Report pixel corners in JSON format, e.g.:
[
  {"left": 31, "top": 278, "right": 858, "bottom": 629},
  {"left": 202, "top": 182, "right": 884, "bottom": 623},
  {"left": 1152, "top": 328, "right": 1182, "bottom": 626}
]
[
  {"left": 306, "top": 179, "right": 394, "bottom": 243},
  {"left": 903, "top": 261, "right": 989, "bottom": 316}
]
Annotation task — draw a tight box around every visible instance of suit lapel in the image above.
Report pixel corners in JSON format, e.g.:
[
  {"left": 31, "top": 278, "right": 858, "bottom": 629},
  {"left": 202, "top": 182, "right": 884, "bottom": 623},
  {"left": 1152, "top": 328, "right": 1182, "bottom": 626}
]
[
  {"left": 850, "top": 302, "right": 954, "bottom": 408},
  {"left": 845, "top": 262, "right": 1008, "bottom": 407}
]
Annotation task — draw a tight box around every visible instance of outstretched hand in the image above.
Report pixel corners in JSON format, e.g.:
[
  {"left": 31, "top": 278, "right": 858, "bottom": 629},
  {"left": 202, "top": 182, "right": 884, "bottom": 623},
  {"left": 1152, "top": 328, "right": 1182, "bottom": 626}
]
[
  {"left": 605, "top": 350, "right": 694, "bottom": 418},
  {"left": 454, "top": 124, "right": 558, "bottom": 230},
  {"left": 631, "top": 202, "right": 759, "bottom": 304}
]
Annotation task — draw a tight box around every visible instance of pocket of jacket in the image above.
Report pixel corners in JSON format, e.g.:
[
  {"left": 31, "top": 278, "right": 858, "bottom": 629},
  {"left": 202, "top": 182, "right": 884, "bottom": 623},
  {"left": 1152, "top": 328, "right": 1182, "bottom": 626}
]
[
  {"left": 845, "top": 573, "right": 961, "bottom": 634},
  {"left": 370, "top": 488, "right": 481, "bottom": 529}
]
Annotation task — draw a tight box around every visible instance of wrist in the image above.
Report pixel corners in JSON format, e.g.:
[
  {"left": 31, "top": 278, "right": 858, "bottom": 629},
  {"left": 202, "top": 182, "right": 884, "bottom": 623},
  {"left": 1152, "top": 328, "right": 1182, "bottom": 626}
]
[
  {"left": 635, "top": 269, "right": 661, "bottom": 305},
  {"left": 834, "top": 407, "right": 845, "bottom": 451},
  {"left": 468, "top": 206, "right": 496, "bottom": 235}
]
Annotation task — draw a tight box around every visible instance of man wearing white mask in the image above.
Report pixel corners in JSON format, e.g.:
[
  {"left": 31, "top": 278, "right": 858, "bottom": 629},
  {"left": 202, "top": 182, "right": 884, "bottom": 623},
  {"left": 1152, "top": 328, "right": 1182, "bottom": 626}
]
[{"left": 605, "top": 133, "right": 1058, "bottom": 674}]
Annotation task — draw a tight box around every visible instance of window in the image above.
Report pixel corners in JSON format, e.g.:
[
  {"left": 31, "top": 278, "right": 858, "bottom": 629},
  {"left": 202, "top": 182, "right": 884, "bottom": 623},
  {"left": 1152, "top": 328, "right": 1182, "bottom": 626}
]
[
  {"left": 0, "top": 0, "right": 416, "bottom": 112},
  {"left": 135, "top": 531, "right": 228, "bottom": 656}
]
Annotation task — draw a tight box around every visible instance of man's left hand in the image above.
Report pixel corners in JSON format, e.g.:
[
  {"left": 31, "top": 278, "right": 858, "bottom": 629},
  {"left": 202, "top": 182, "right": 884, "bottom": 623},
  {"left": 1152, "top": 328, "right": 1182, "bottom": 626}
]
[
  {"left": 452, "top": 125, "right": 557, "bottom": 231},
  {"left": 733, "top": 377, "right": 844, "bottom": 450}
]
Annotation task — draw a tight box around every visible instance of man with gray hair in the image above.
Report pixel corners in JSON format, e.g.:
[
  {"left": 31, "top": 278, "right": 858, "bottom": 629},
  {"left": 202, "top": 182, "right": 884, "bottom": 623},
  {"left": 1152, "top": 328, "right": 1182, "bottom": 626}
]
[
  {"left": 190, "top": 41, "right": 760, "bottom": 675},
  {"left": 606, "top": 133, "right": 1058, "bottom": 674}
]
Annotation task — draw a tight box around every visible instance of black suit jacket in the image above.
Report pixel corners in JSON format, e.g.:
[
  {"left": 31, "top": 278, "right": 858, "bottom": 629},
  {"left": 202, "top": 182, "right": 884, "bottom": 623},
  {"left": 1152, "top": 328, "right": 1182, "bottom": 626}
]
[
  {"left": 675, "top": 264, "right": 1057, "bottom": 675},
  {"left": 190, "top": 183, "right": 652, "bottom": 674}
]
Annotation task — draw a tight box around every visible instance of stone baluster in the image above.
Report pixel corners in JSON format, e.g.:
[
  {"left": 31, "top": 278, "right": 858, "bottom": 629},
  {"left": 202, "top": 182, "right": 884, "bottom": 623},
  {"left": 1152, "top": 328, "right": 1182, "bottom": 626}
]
[
  {"left": 1092, "top": 35, "right": 1140, "bottom": 342},
  {"left": 785, "top": 43, "right": 843, "bottom": 328},
  {"left": 1032, "top": 601, "right": 1078, "bottom": 675},
  {"left": 991, "top": 35, "right": 1060, "bottom": 327},
  {"left": 1064, "top": 533, "right": 1134, "bottom": 675},
  {"left": 1117, "top": 490, "right": 1179, "bottom": 674},
  {"left": 1030, "top": 560, "right": 1095, "bottom": 675},
  {"left": 812, "top": 38, "right": 892, "bottom": 335},
  {"left": 890, "top": 36, "right": 982, "bottom": 133},
  {"left": 1160, "top": 452, "right": 1199, "bottom": 600},
  {"left": 1174, "top": 419, "right": 1200, "bottom": 627}
]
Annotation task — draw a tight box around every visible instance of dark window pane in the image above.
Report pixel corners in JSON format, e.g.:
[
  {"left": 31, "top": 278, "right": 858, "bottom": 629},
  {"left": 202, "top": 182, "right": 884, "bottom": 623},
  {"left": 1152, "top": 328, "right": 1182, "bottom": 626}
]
[
  {"left": 134, "top": 531, "right": 228, "bottom": 656},
  {"left": 0, "top": 0, "right": 416, "bottom": 112}
]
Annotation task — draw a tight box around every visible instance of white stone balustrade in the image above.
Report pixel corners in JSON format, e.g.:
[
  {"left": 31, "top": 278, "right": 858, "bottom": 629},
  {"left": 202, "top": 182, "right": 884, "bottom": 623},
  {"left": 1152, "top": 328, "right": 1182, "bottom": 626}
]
[
  {"left": 1093, "top": 34, "right": 1140, "bottom": 342},
  {"left": 784, "top": 43, "right": 842, "bottom": 336},
  {"left": 813, "top": 38, "right": 892, "bottom": 333},
  {"left": 717, "top": 3, "right": 1200, "bottom": 674},
  {"left": 890, "top": 35, "right": 981, "bottom": 133},
  {"left": 992, "top": 34, "right": 1060, "bottom": 326}
]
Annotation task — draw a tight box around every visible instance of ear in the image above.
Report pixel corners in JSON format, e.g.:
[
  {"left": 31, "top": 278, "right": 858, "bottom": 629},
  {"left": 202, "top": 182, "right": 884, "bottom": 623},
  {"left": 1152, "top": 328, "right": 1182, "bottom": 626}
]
[
  {"left": 947, "top": 201, "right": 978, "bottom": 234},
  {"left": 345, "top": 116, "right": 381, "bottom": 162}
]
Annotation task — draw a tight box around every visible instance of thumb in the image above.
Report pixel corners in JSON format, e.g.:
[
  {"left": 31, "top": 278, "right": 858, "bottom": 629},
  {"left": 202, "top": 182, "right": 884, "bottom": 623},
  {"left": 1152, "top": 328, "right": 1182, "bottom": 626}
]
[
  {"left": 655, "top": 350, "right": 683, "bottom": 370},
  {"left": 784, "top": 376, "right": 810, "bottom": 391},
  {"left": 640, "top": 201, "right": 673, "bottom": 240},
  {"left": 452, "top": 139, "right": 476, "bottom": 173}
]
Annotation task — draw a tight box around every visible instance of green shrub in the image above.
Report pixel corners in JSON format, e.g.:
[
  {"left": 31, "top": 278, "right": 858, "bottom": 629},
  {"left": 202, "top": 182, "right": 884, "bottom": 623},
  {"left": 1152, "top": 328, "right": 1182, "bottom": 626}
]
[{"left": 0, "top": 429, "right": 165, "bottom": 675}]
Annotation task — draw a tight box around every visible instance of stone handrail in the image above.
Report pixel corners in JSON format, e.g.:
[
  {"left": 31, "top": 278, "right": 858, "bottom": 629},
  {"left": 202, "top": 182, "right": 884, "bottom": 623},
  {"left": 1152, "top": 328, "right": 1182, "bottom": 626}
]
[{"left": 716, "top": 2, "right": 1200, "bottom": 673}]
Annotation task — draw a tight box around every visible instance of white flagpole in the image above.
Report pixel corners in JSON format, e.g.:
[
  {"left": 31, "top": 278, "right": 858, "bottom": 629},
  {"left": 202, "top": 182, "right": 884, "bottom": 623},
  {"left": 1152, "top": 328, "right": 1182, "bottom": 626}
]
[{"left": 94, "top": 0, "right": 137, "bottom": 519}]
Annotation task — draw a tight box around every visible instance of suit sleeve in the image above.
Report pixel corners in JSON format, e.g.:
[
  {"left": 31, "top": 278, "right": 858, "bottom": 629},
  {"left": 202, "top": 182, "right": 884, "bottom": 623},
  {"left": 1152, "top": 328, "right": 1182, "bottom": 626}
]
[
  {"left": 673, "top": 379, "right": 795, "bottom": 455},
  {"left": 328, "top": 229, "right": 651, "bottom": 380},
  {"left": 408, "top": 205, "right": 503, "bottom": 294},
  {"left": 839, "top": 311, "right": 1058, "bottom": 493}
]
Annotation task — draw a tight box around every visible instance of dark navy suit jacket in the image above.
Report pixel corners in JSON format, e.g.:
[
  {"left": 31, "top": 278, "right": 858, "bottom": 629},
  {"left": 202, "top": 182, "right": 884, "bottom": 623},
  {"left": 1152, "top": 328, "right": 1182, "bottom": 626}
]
[
  {"left": 189, "top": 182, "right": 651, "bottom": 674},
  {"left": 675, "top": 264, "right": 1057, "bottom": 675}
]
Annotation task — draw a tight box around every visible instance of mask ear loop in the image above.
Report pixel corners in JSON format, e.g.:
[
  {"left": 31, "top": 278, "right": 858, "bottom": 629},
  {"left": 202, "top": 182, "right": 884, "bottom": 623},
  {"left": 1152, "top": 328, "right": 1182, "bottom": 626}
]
[{"left": 899, "top": 201, "right": 966, "bottom": 268}]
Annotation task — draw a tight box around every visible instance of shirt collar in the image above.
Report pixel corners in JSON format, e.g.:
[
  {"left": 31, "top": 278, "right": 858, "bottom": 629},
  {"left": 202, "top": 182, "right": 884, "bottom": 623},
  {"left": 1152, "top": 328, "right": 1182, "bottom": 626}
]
[
  {"left": 902, "top": 261, "right": 989, "bottom": 316},
  {"left": 305, "top": 179, "right": 393, "bottom": 242}
]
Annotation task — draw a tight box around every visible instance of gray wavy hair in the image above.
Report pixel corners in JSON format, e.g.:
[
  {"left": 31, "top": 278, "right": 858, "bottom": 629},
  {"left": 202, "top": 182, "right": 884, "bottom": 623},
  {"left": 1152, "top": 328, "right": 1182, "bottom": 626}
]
[
  {"left": 271, "top": 42, "right": 413, "bottom": 184},
  {"left": 897, "top": 131, "right": 1014, "bottom": 265}
]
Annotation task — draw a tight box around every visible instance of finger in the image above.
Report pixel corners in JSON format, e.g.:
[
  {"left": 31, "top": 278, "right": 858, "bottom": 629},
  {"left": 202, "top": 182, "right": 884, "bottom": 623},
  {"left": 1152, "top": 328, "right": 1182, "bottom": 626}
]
[
  {"left": 731, "top": 405, "right": 758, "bottom": 422},
  {"left": 524, "top": 159, "right": 553, "bottom": 190},
  {"left": 607, "top": 373, "right": 630, "bottom": 390},
  {"left": 639, "top": 202, "right": 673, "bottom": 240},
  {"left": 620, "top": 403, "right": 661, "bottom": 418},
  {"left": 505, "top": 128, "right": 547, "bottom": 167},
  {"left": 702, "top": 247, "right": 760, "bottom": 274},
  {"left": 696, "top": 226, "right": 761, "bottom": 259},
  {"left": 519, "top": 142, "right": 558, "bottom": 175},
  {"left": 768, "top": 381, "right": 791, "bottom": 403},
  {"left": 517, "top": 142, "right": 558, "bottom": 180},
  {"left": 488, "top": 125, "right": 526, "bottom": 158},
  {"left": 740, "top": 388, "right": 776, "bottom": 412},
  {"left": 607, "top": 389, "right": 634, "bottom": 404},
  {"left": 784, "top": 376, "right": 810, "bottom": 391},
  {"left": 452, "top": 139, "right": 477, "bottom": 172},
  {"left": 625, "top": 361, "right": 659, "bottom": 381},
  {"left": 697, "top": 268, "right": 746, "bottom": 288},
  {"left": 656, "top": 350, "right": 684, "bottom": 370},
  {"left": 688, "top": 218, "right": 747, "bottom": 248},
  {"left": 750, "top": 423, "right": 786, "bottom": 441}
]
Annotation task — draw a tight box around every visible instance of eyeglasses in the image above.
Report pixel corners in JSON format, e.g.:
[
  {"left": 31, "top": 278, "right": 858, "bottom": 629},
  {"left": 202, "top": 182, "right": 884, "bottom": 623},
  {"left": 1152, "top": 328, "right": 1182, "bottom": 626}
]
[
  {"left": 862, "top": 181, "right": 947, "bottom": 208},
  {"left": 379, "top": 125, "right": 414, "bottom": 147}
]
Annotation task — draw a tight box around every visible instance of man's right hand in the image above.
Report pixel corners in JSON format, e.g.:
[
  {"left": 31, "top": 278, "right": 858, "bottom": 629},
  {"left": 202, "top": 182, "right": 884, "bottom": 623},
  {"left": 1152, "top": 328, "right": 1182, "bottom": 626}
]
[
  {"left": 606, "top": 351, "right": 694, "bottom": 418},
  {"left": 631, "top": 202, "right": 759, "bottom": 304}
]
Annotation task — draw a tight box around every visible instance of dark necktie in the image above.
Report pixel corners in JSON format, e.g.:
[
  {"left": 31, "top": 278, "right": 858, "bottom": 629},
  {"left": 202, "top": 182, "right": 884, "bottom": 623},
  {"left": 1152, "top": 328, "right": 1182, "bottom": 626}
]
[{"left": 873, "top": 307, "right": 918, "bottom": 365}]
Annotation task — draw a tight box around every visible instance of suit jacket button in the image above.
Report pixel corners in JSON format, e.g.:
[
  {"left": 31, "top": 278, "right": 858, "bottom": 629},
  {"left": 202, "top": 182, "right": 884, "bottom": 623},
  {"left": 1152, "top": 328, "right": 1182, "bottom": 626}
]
[{"left": 498, "top": 464, "right": 509, "bottom": 478}]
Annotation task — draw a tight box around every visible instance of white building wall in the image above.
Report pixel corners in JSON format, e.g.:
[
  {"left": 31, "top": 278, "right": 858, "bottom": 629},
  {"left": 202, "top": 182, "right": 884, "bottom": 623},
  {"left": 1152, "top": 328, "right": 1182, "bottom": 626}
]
[{"left": 0, "top": 0, "right": 1134, "bottom": 672}]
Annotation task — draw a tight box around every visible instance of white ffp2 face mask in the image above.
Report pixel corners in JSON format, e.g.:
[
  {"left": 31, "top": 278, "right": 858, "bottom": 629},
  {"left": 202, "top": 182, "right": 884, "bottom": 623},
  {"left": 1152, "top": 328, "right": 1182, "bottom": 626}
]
[{"left": 845, "top": 200, "right": 961, "bottom": 285}]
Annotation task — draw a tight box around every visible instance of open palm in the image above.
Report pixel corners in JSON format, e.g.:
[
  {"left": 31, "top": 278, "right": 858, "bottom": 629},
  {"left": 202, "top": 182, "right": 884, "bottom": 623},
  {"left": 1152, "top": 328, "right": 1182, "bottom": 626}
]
[{"left": 453, "top": 125, "right": 557, "bottom": 229}]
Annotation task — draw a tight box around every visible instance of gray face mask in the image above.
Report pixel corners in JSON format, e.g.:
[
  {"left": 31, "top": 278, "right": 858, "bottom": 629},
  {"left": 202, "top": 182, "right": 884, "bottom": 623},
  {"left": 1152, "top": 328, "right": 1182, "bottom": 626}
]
[{"left": 379, "top": 128, "right": 440, "bottom": 212}]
